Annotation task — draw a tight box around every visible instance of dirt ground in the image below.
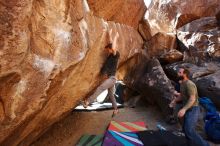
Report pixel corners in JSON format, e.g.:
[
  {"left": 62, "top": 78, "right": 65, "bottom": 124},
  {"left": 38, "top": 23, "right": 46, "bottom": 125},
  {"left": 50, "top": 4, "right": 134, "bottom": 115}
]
[{"left": 31, "top": 104, "right": 218, "bottom": 146}]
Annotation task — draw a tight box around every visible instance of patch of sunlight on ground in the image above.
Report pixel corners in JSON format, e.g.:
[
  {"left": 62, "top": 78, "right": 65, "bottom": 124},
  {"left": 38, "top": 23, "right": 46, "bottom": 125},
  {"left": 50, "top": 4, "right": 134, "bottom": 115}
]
[{"left": 97, "top": 90, "right": 108, "bottom": 102}]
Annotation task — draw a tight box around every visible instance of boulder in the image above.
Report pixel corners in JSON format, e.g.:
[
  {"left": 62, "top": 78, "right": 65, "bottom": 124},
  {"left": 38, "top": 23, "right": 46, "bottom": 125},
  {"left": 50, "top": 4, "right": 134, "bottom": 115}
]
[
  {"left": 196, "top": 71, "right": 220, "bottom": 109},
  {"left": 159, "top": 49, "right": 183, "bottom": 65},
  {"left": 138, "top": 19, "right": 152, "bottom": 41},
  {"left": 0, "top": 0, "right": 143, "bottom": 145},
  {"left": 120, "top": 55, "right": 175, "bottom": 116},
  {"left": 145, "top": 0, "right": 220, "bottom": 34},
  {"left": 177, "top": 17, "right": 220, "bottom": 63},
  {"left": 143, "top": 32, "right": 182, "bottom": 64},
  {"left": 175, "top": 14, "right": 200, "bottom": 29},
  {"left": 87, "top": 0, "right": 147, "bottom": 29},
  {"left": 144, "top": 32, "right": 177, "bottom": 58}
]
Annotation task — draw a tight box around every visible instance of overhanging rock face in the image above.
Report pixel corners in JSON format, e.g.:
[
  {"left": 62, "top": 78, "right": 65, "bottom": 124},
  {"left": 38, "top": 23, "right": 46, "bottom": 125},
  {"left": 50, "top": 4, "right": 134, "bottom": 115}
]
[
  {"left": 0, "top": 0, "right": 143, "bottom": 145},
  {"left": 87, "top": 0, "right": 147, "bottom": 29}
]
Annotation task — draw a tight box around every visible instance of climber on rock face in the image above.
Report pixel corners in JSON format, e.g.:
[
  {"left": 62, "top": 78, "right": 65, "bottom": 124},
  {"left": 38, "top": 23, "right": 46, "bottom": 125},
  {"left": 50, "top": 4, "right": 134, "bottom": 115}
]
[{"left": 82, "top": 29, "right": 120, "bottom": 117}]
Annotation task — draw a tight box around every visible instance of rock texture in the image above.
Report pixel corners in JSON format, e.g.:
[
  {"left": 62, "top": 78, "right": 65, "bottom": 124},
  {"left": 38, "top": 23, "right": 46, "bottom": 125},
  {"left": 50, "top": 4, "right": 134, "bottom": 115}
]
[
  {"left": 120, "top": 55, "right": 175, "bottom": 117},
  {"left": 216, "top": 10, "right": 220, "bottom": 23},
  {"left": 87, "top": 0, "right": 147, "bottom": 29},
  {"left": 177, "top": 17, "right": 220, "bottom": 63},
  {"left": 159, "top": 49, "right": 183, "bottom": 64},
  {"left": 0, "top": 0, "right": 143, "bottom": 145},
  {"left": 196, "top": 71, "right": 220, "bottom": 109},
  {"left": 164, "top": 62, "right": 220, "bottom": 109},
  {"left": 144, "top": 32, "right": 177, "bottom": 58},
  {"left": 138, "top": 20, "right": 152, "bottom": 41},
  {"left": 145, "top": 0, "right": 220, "bottom": 34}
]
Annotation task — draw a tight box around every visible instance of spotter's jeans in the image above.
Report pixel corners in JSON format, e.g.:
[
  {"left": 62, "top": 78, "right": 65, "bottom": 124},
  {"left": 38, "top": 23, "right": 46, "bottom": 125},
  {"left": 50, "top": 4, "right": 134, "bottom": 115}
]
[{"left": 183, "top": 106, "right": 209, "bottom": 146}]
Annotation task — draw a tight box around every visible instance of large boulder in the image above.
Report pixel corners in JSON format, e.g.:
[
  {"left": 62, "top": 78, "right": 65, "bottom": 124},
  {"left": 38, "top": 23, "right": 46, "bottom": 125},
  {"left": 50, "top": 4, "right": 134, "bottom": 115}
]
[
  {"left": 159, "top": 49, "right": 183, "bottom": 65},
  {"left": 164, "top": 62, "right": 220, "bottom": 109},
  {"left": 145, "top": 0, "right": 220, "bottom": 34},
  {"left": 177, "top": 17, "right": 220, "bottom": 63},
  {"left": 120, "top": 55, "right": 175, "bottom": 117},
  {"left": 143, "top": 32, "right": 182, "bottom": 63},
  {"left": 144, "top": 32, "right": 177, "bottom": 58},
  {"left": 87, "top": 0, "right": 147, "bottom": 29},
  {"left": 0, "top": 0, "right": 143, "bottom": 145},
  {"left": 196, "top": 71, "right": 220, "bottom": 109},
  {"left": 138, "top": 19, "right": 152, "bottom": 41}
]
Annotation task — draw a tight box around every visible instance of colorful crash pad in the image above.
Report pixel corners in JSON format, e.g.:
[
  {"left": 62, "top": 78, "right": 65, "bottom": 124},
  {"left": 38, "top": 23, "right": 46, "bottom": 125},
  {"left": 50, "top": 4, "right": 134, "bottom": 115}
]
[
  {"left": 102, "top": 121, "right": 147, "bottom": 146},
  {"left": 102, "top": 130, "right": 144, "bottom": 146},
  {"left": 76, "top": 134, "right": 103, "bottom": 146},
  {"left": 108, "top": 121, "right": 147, "bottom": 132}
]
